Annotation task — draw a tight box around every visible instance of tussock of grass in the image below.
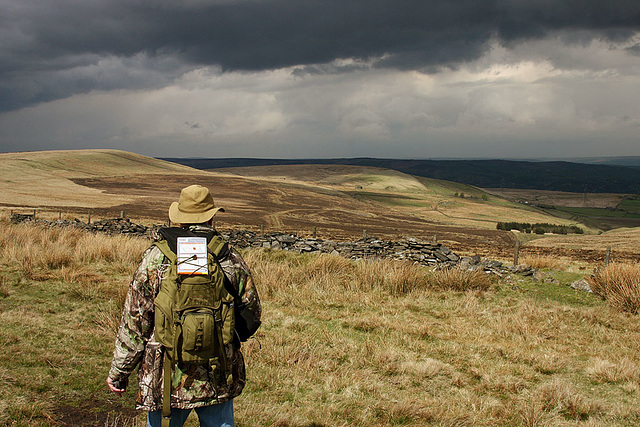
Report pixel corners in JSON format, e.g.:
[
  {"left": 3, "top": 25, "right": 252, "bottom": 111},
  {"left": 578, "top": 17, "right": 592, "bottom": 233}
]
[
  {"left": 0, "top": 220, "right": 148, "bottom": 426},
  {"left": 521, "top": 254, "right": 567, "bottom": 270},
  {"left": 587, "top": 262, "right": 640, "bottom": 314},
  {"left": 587, "top": 358, "right": 640, "bottom": 384},
  {"left": 537, "top": 378, "right": 605, "bottom": 421},
  {"left": 428, "top": 268, "right": 494, "bottom": 292}
]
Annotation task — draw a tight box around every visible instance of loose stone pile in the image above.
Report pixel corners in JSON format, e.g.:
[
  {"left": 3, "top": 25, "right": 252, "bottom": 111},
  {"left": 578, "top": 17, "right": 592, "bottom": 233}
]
[{"left": 10, "top": 214, "right": 536, "bottom": 277}]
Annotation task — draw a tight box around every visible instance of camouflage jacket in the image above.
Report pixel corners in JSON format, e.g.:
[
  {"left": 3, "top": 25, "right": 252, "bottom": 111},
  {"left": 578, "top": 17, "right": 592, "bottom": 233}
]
[{"left": 108, "top": 228, "right": 261, "bottom": 411}]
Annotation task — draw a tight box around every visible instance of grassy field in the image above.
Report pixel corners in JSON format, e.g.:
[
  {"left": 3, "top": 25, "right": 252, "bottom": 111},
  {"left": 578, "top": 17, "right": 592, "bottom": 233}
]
[
  {"left": 3, "top": 220, "right": 640, "bottom": 426},
  {"left": 486, "top": 190, "right": 640, "bottom": 231},
  {"left": 526, "top": 228, "right": 640, "bottom": 254},
  {"left": 0, "top": 221, "right": 147, "bottom": 426},
  {"left": 619, "top": 199, "right": 640, "bottom": 215}
]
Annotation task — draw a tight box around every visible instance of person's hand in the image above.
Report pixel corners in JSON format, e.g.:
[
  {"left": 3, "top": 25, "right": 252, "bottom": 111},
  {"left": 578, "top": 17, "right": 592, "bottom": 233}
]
[{"left": 106, "top": 376, "right": 127, "bottom": 396}]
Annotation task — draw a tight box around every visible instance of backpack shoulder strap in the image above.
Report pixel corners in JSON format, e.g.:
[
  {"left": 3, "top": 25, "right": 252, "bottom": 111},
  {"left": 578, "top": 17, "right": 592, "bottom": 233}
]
[
  {"left": 206, "top": 236, "right": 240, "bottom": 299},
  {"left": 208, "top": 235, "right": 229, "bottom": 258},
  {"left": 152, "top": 239, "right": 177, "bottom": 264}
]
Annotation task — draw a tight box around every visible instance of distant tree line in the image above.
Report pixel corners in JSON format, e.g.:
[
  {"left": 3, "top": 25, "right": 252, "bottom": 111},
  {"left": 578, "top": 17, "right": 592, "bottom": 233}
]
[{"left": 496, "top": 222, "right": 584, "bottom": 235}]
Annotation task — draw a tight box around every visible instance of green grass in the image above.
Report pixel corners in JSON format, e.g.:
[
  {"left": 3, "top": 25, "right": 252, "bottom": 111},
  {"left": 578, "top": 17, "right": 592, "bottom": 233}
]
[
  {"left": 498, "top": 270, "right": 599, "bottom": 308},
  {"left": 556, "top": 207, "right": 629, "bottom": 218},
  {"left": 549, "top": 198, "right": 640, "bottom": 221},
  {"left": 0, "top": 271, "right": 143, "bottom": 425},
  {"left": 617, "top": 199, "right": 640, "bottom": 218},
  {"left": 0, "top": 222, "right": 147, "bottom": 426},
  {"left": 346, "top": 191, "right": 430, "bottom": 207}
]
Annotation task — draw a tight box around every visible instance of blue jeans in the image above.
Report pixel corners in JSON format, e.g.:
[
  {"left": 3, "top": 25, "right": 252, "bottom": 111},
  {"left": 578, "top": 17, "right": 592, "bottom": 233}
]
[{"left": 147, "top": 400, "right": 234, "bottom": 427}]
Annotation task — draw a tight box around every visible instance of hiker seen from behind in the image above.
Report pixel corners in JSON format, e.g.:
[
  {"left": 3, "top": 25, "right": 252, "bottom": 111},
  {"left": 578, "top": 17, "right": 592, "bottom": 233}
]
[{"left": 107, "top": 184, "right": 262, "bottom": 427}]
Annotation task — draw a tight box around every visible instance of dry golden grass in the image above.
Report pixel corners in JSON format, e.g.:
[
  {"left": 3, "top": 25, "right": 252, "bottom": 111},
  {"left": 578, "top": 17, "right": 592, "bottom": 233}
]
[
  {"left": 0, "top": 221, "right": 147, "bottom": 275},
  {"left": 428, "top": 268, "right": 494, "bottom": 291},
  {"left": 587, "top": 262, "right": 640, "bottom": 314},
  {"left": 521, "top": 255, "right": 568, "bottom": 270},
  {"left": 239, "top": 248, "right": 640, "bottom": 425},
  {"left": 587, "top": 358, "right": 640, "bottom": 384},
  {"left": 244, "top": 249, "right": 495, "bottom": 301},
  {"left": 0, "top": 220, "right": 149, "bottom": 426},
  {"left": 536, "top": 378, "right": 605, "bottom": 421},
  {"left": 527, "top": 227, "right": 640, "bottom": 254},
  {"left": 3, "top": 220, "right": 640, "bottom": 426},
  {"left": 0, "top": 219, "right": 146, "bottom": 342}
]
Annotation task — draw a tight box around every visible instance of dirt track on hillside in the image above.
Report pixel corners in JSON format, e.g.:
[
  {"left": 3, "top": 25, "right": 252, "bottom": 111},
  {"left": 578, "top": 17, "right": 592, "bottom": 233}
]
[{"left": 65, "top": 174, "right": 519, "bottom": 257}]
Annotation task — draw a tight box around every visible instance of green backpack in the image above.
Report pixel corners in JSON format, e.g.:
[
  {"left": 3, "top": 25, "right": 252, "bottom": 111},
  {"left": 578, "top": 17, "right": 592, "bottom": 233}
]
[{"left": 152, "top": 228, "right": 235, "bottom": 425}]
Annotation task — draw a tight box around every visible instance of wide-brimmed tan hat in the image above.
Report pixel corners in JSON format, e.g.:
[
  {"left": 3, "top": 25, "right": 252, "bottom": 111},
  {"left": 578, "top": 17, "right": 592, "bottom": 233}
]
[{"left": 169, "top": 185, "right": 224, "bottom": 224}]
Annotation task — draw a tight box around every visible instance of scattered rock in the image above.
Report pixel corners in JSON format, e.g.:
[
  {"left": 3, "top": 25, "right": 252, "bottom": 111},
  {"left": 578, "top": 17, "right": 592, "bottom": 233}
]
[{"left": 570, "top": 279, "right": 593, "bottom": 293}]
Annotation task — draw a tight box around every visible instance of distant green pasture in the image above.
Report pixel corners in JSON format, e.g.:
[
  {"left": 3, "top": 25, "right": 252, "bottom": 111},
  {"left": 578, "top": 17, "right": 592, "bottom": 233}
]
[
  {"left": 619, "top": 198, "right": 640, "bottom": 215},
  {"left": 346, "top": 191, "right": 429, "bottom": 207},
  {"left": 557, "top": 207, "right": 628, "bottom": 218}
]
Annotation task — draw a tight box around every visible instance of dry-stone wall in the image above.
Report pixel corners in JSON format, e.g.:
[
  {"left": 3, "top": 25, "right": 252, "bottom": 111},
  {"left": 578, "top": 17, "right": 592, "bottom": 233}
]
[
  {"left": 226, "top": 230, "right": 461, "bottom": 264},
  {"left": 10, "top": 214, "right": 149, "bottom": 235},
  {"left": 223, "top": 230, "right": 532, "bottom": 276},
  {"left": 9, "top": 214, "right": 534, "bottom": 276}
]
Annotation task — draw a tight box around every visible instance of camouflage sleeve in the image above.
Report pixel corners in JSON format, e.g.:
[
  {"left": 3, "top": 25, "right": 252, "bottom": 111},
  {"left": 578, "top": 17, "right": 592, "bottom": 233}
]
[
  {"left": 220, "top": 245, "right": 261, "bottom": 322},
  {"left": 108, "top": 245, "right": 165, "bottom": 381}
]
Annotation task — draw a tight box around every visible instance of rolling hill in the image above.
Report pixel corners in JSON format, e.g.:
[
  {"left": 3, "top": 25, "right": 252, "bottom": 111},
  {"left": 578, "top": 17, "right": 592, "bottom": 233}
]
[
  {"left": 161, "top": 157, "right": 640, "bottom": 194},
  {"left": 0, "top": 149, "right": 206, "bottom": 209},
  {"left": 5, "top": 149, "right": 640, "bottom": 262}
]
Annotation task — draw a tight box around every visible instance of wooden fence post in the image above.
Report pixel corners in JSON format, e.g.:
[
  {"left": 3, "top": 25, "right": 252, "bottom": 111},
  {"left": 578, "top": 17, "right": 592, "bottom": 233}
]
[
  {"left": 363, "top": 229, "right": 367, "bottom": 239},
  {"left": 313, "top": 226, "right": 317, "bottom": 239},
  {"left": 514, "top": 240, "right": 520, "bottom": 266},
  {"left": 605, "top": 246, "right": 612, "bottom": 266}
]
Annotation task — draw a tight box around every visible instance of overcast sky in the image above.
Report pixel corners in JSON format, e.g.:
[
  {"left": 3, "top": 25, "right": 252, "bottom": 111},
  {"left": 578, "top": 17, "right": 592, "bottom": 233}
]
[{"left": 1, "top": 0, "right": 639, "bottom": 159}]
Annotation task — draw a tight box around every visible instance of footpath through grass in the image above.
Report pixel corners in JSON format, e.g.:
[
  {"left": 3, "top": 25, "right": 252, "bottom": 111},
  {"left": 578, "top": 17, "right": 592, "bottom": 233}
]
[{"left": 2, "top": 221, "right": 640, "bottom": 426}]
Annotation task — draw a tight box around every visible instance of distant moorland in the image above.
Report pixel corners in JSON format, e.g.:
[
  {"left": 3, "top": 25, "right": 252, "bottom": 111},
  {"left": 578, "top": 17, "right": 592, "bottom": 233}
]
[
  {"left": 161, "top": 157, "right": 640, "bottom": 194},
  {"left": 2, "top": 149, "right": 640, "bottom": 263}
]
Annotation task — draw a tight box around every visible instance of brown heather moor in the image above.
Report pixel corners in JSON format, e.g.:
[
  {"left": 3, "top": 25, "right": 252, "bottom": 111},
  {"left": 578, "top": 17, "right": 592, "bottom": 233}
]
[{"left": 2, "top": 220, "right": 640, "bottom": 426}]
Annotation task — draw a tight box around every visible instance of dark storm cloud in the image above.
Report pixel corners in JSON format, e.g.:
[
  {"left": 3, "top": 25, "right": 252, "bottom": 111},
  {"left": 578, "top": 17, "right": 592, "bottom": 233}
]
[
  {"left": 1, "top": 0, "right": 639, "bottom": 111},
  {"left": 628, "top": 43, "right": 640, "bottom": 56}
]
